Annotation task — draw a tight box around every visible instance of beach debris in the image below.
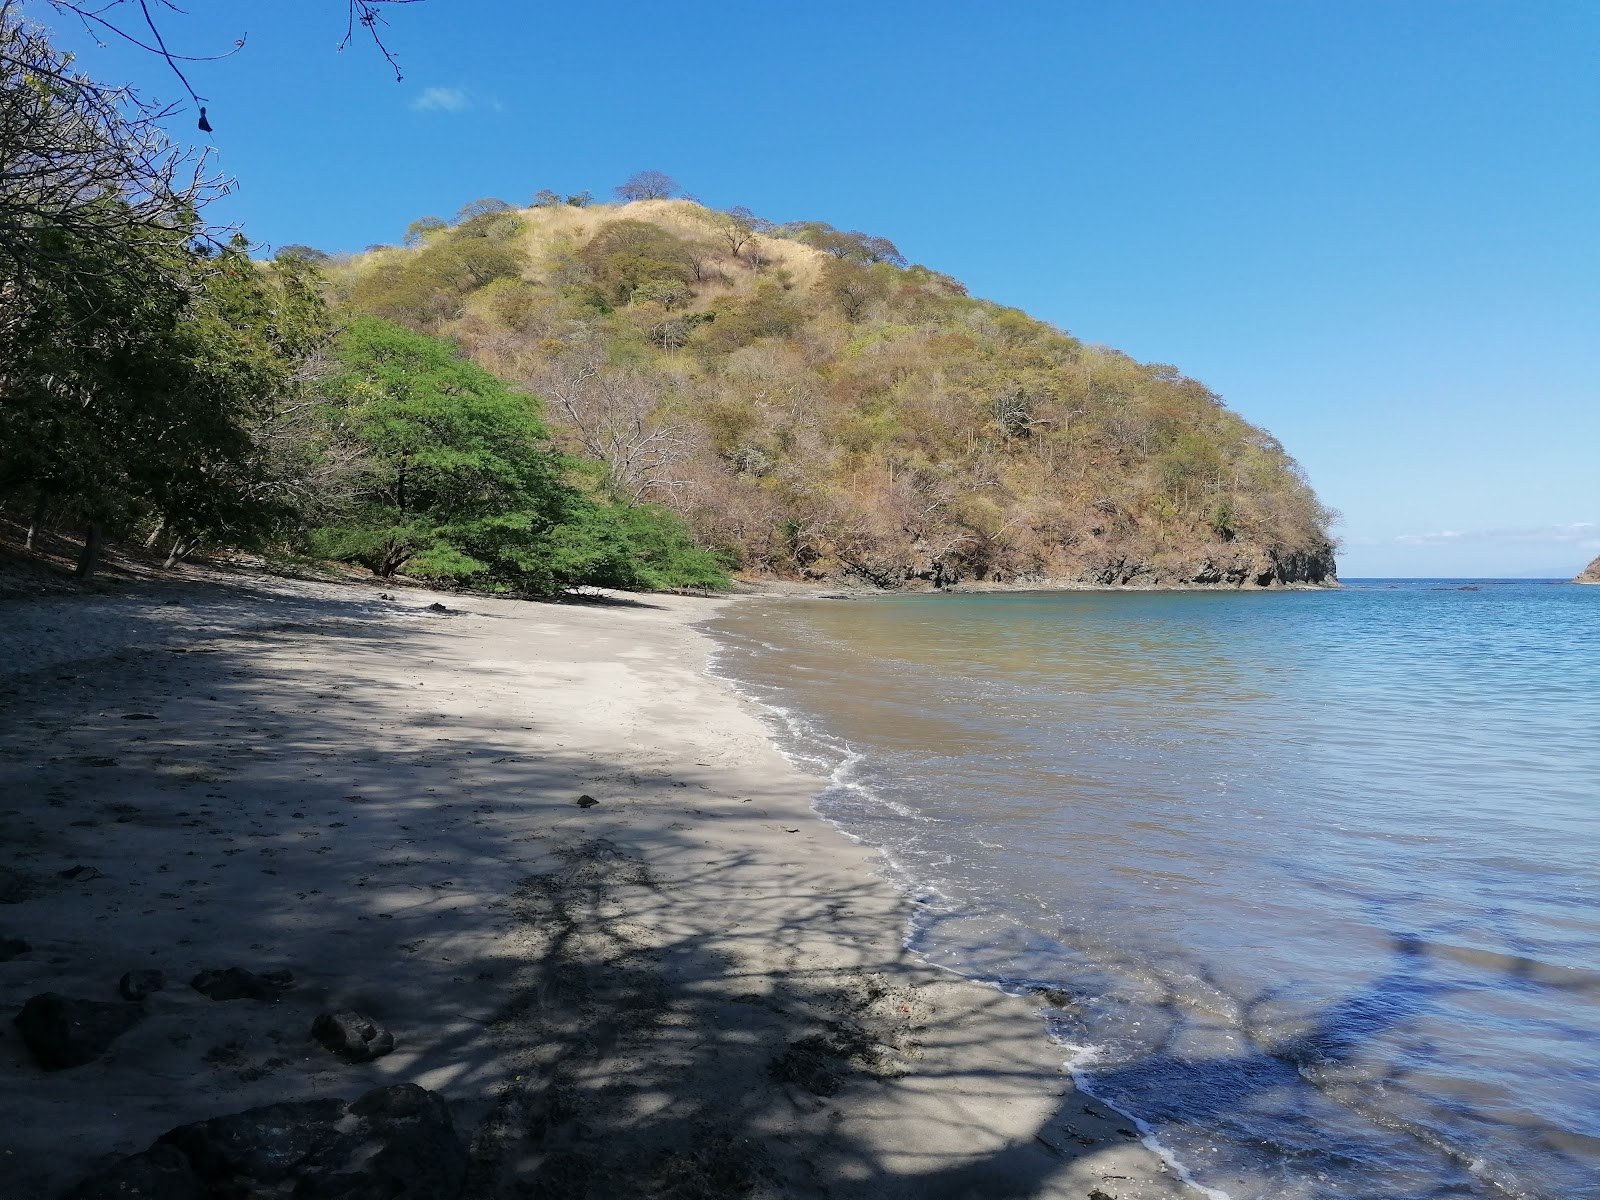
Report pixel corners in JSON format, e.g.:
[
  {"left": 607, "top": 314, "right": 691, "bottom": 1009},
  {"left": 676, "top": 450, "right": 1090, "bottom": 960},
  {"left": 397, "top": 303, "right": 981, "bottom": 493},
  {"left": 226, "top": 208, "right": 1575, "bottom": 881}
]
[
  {"left": 62, "top": 1084, "right": 466, "bottom": 1200},
  {"left": 783, "top": 827, "right": 800, "bottom": 833},
  {"left": 0, "top": 936, "right": 30, "bottom": 961},
  {"left": 310, "top": 1010, "right": 396, "bottom": 1062},
  {"left": 13, "top": 992, "right": 143, "bottom": 1070},
  {"left": 1088, "top": 1191, "right": 1115, "bottom": 1200},
  {"left": 575, "top": 794, "right": 600, "bottom": 808},
  {"left": 118, "top": 969, "right": 166, "bottom": 1001},
  {"left": 426, "top": 602, "right": 450, "bottom": 612},
  {"left": 768, "top": 1035, "right": 850, "bottom": 1096},
  {"left": 191, "top": 966, "right": 295, "bottom": 1002},
  {"left": 121, "top": 712, "right": 158, "bottom": 720},
  {"left": 57, "top": 864, "right": 103, "bottom": 882}
]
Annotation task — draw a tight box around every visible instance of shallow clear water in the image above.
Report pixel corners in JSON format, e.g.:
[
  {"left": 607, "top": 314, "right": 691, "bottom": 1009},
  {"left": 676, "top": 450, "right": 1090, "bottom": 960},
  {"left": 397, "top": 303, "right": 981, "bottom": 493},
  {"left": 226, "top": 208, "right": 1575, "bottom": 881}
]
[{"left": 707, "top": 581, "right": 1600, "bottom": 1200}]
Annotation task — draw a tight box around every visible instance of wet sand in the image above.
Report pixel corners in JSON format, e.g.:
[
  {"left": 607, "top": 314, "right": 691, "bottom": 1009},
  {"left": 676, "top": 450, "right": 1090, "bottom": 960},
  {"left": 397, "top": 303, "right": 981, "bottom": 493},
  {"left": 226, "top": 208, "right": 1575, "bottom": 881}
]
[{"left": 0, "top": 569, "right": 1197, "bottom": 1199}]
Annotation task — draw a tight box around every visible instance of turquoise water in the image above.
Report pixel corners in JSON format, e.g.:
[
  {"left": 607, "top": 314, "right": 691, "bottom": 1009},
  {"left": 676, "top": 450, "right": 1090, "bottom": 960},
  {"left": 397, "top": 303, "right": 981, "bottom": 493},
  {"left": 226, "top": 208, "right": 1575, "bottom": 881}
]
[{"left": 708, "top": 581, "right": 1600, "bottom": 1199}]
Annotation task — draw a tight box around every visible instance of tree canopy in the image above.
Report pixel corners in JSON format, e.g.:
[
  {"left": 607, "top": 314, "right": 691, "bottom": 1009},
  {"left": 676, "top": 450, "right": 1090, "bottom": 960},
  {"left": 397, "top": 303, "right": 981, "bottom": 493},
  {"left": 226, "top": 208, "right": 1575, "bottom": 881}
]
[
  {"left": 326, "top": 196, "right": 1337, "bottom": 588},
  {"left": 1, "top": 15, "right": 727, "bottom": 594}
]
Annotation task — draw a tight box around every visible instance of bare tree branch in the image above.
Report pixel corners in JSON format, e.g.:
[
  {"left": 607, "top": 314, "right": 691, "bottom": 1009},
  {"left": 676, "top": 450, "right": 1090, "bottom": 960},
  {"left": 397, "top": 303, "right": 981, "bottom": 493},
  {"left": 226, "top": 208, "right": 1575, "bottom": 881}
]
[
  {"left": 33, "top": 0, "right": 422, "bottom": 114},
  {"left": 0, "top": 8, "right": 230, "bottom": 308},
  {"left": 533, "top": 344, "right": 695, "bottom": 505}
]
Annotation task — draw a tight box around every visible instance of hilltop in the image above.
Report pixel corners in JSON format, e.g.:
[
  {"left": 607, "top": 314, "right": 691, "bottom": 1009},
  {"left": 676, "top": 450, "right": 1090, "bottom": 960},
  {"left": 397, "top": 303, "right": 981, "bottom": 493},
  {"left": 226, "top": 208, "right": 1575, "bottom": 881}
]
[
  {"left": 1577, "top": 555, "right": 1600, "bottom": 584},
  {"left": 324, "top": 194, "right": 1338, "bottom": 589}
]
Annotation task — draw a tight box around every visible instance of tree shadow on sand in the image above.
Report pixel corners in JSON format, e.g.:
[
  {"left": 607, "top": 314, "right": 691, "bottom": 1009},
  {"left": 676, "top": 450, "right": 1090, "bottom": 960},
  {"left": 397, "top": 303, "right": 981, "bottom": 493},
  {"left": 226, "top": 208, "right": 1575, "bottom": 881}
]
[{"left": 2, "top": 582, "right": 1593, "bottom": 1200}]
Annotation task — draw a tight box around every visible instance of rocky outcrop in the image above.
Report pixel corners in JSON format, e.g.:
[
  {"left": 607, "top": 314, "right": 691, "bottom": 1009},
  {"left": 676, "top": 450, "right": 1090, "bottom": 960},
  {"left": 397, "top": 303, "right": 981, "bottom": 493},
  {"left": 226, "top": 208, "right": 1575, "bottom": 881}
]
[
  {"left": 1073, "top": 542, "right": 1337, "bottom": 588},
  {"left": 843, "top": 538, "right": 1338, "bottom": 591},
  {"left": 63, "top": 1083, "right": 466, "bottom": 1200},
  {"left": 1576, "top": 555, "right": 1600, "bottom": 584}
]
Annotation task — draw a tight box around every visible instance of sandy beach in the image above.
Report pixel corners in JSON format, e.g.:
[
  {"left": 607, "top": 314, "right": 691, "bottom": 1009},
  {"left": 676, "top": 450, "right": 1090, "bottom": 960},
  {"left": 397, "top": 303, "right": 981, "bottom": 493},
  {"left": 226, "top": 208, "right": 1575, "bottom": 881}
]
[{"left": 0, "top": 567, "right": 1197, "bottom": 1199}]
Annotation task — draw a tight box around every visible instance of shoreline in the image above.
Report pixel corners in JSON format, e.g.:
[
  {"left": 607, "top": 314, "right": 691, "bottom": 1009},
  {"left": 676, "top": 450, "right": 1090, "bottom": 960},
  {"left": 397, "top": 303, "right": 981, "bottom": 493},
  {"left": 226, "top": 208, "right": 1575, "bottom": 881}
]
[
  {"left": 0, "top": 569, "right": 1198, "bottom": 1199},
  {"left": 730, "top": 577, "right": 1339, "bottom": 598}
]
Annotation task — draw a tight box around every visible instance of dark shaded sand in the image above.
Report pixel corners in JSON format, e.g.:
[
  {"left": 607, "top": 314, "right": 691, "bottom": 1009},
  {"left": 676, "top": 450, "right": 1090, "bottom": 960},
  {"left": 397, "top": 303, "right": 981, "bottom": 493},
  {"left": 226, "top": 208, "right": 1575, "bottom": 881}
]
[{"left": 0, "top": 571, "right": 1199, "bottom": 1199}]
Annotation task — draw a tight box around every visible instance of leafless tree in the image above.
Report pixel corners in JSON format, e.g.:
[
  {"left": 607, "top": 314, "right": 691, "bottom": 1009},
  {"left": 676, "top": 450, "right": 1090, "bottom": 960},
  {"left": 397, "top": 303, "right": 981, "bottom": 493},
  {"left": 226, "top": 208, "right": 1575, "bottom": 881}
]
[
  {"left": 0, "top": 6, "right": 226, "bottom": 300},
  {"left": 534, "top": 346, "right": 694, "bottom": 504},
  {"left": 613, "top": 169, "right": 679, "bottom": 203}
]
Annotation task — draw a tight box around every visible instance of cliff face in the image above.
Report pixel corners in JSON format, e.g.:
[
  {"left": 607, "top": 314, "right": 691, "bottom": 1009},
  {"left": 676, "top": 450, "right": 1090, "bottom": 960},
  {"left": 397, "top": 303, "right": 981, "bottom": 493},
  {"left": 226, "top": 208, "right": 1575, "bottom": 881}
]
[
  {"left": 334, "top": 199, "right": 1339, "bottom": 590},
  {"left": 1071, "top": 542, "right": 1338, "bottom": 589},
  {"left": 879, "top": 533, "right": 1336, "bottom": 589},
  {"left": 1576, "top": 555, "right": 1600, "bottom": 584}
]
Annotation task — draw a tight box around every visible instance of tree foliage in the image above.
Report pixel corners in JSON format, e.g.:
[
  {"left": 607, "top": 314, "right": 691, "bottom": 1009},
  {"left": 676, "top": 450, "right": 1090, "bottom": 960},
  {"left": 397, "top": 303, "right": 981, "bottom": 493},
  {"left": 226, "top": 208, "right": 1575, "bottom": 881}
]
[
  {"left": 306, "top": 317, "right": 570, "bottom": 581},
  {"left": 577, "top": 220, "right": 703, "bottom": 307},
  {"left": 0, "top": 17, "right": 726, "bottom": 594},
  {"left": 306, "top": 319, "right": 726, "bottom": 592},
  {"left": 328, "top": 195, "right": 1337, "bottom": 587}
]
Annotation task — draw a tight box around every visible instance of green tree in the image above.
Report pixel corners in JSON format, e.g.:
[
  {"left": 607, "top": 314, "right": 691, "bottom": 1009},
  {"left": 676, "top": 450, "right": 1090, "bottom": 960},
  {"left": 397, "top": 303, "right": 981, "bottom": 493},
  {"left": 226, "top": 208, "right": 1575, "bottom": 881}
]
[
  {"left": 308, "top": 317, "right": 571, "bottom": 580},
  {"left": 546, "top": 499, "right": 730, "bottom": 590},
  {"left": 820, "top": 259, "right": 889, "bottom": 323},
  {"left": 577, "top": 220, "right": 700, "bottom": 306},
  {"left": 308, "top": 318, "right": 728, "bottom": 593},
  {"left": 0, "top": 221, "right": 315, "bottom": 574}
]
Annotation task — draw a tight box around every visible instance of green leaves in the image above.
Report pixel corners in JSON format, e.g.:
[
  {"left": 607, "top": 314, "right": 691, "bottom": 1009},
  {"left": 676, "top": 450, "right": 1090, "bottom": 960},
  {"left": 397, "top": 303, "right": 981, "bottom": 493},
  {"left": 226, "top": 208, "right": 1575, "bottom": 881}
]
[{"left": 308, "top": 318, "right": 727, "bottom": 594}]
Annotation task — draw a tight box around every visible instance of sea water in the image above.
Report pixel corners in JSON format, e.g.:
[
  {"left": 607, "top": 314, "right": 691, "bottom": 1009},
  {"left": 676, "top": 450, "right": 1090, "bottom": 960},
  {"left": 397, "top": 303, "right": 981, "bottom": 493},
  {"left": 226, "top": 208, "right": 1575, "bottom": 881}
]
[{"left": 706, "top": 581, "right": 1600, "bottom": 1199}]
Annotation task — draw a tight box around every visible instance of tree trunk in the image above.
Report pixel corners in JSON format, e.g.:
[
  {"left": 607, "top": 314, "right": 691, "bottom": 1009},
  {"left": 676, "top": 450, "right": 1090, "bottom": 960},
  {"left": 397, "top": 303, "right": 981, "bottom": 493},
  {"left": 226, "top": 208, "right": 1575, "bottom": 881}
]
[
  {"left": 24, "top": 497, "right": 45, "bottom": 551},
  {"left": 144, "top": 521, "right": 165, "bottom": 549},
  {"left": 163, "top": 537, "right": 189, "bottom": 570},
  {"left": 377, "top": 547, "right": 407, "bottom": 578},
  {"left": 75, "top": 521, "right": 103, "bottom": 580}
]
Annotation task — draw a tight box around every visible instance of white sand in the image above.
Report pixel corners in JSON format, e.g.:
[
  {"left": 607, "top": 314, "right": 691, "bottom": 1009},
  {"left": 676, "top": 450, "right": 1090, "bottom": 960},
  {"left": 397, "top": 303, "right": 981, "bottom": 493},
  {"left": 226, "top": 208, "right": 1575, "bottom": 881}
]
[{"left": 0, "top": 570, "right": 1197, "bottom": 1199}]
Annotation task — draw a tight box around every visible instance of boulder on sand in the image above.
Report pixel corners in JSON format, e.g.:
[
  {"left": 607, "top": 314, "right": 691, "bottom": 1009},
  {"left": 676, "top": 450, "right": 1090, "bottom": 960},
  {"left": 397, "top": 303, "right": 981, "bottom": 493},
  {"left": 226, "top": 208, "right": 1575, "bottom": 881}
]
[
  {"left": 311, "top": 1010, "right": 396, "bottom": 1063},
  {"left": 13, "top": 992, "right": 143, "bottom": 1070}
]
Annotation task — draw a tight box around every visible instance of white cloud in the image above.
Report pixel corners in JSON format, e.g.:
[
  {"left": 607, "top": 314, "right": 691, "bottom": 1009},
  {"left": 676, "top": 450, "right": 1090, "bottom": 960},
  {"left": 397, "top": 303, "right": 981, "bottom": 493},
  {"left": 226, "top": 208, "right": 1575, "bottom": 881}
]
[
  {"left": 1387, "top": 522, "right": 1600, "bottom": 548},
  {"left": 410, "top": 86, "right": 470, "bottom": 114}
]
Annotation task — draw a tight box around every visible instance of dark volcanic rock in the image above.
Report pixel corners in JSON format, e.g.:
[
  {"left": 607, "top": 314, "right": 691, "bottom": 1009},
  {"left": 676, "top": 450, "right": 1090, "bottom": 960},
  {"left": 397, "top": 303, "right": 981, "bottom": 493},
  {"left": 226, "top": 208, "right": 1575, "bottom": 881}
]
[
  {"left": 0, "top": 935, "right": 30, "bottom": 961},
  {"left": 1077, "top": 541, "right": 1338, "bottom": 589},
  {"left": 61, "top": 1144, "right": 206, "bottom": 1200},
  {"left": 13, "top": 992, "right": 142, "bottom": 1069},
  {"left": 191, "top": 966, "right": 294, "bottom": 1002},
  {"left": 119, "top": 969, "right": 166, "bottom": 1001},
  {"left": 63, "top": 1084, "right": 466, "bottom": 1200},
  {"left": 311, "top": 1010, "right": 396, "bottom": 1063},
  {"left": 160, "top": 1098, "right": 349, "bottom": 1184},
  {"left": 301, "top": 1084, "right": 467, "bottom": 1199}
]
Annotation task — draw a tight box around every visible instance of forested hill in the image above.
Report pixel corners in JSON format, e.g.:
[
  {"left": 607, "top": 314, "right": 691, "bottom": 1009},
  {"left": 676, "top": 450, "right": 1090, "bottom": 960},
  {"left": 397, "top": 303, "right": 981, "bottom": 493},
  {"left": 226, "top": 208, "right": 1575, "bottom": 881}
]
[{"left": 328, "top": 196, "right": 1336, "bottom": 589}]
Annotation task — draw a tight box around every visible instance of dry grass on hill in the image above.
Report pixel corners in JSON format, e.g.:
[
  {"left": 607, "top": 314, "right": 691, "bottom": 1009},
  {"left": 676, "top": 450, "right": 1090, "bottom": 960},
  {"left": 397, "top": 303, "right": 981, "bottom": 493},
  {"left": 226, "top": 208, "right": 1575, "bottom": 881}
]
[{"left": 329, "top": 200, "right": 1337, "bottom": 589}]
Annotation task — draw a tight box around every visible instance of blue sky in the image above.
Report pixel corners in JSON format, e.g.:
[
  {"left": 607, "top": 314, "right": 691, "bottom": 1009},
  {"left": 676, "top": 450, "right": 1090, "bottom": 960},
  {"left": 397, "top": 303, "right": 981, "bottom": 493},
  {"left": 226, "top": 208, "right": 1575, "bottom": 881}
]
[{"left": 36, "top": 0, "right": 1599, "bottom": 577}]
